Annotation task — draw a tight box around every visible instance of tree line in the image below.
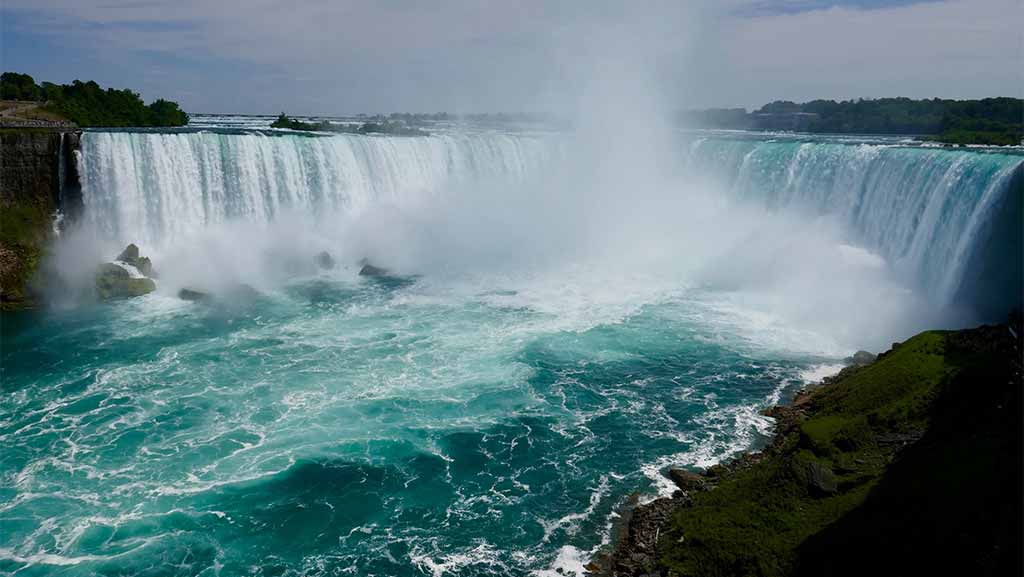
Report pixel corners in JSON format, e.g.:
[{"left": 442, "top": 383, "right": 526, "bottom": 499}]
[
  {"left": 682, "top": 97, "right": 1022, "bottom": 145},
  {"left": 1, "top": 72, "right": 189, "bottom": 127}
]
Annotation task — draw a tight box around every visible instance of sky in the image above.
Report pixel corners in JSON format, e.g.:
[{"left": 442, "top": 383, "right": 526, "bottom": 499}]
[{"left": 1, "top": 0, "right": 1020, "bottom": 115}]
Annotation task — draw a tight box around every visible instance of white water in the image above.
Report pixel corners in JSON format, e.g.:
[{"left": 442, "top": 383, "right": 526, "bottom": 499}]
[
  {"left": 686, "top": 137, "right": 1023, "bottom": 311},
  {"left": 71, "top": 129, "right": 1023, "bottom": 351},
  {"left": 79, "top": 130, "right": 556, "bottom": 248}
]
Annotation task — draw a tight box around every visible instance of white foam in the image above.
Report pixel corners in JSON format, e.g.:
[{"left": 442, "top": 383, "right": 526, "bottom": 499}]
[
  {"left": 410, "top": 542, "right": 506, "bottom": 577},
  {"left": 533, "top": 545, "right": 589, "bottom": 577},
  {"left": 798, "top": 363, "right": 845, "bottom": 384},
  {"left": 111, "top": 260, "right": 147, "bottom": 278}
]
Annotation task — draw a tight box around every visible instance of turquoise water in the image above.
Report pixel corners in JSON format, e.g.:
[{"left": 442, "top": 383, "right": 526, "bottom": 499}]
[
  {"left": 2, "top": 126, "right": 1020, "bottom": 575},
  {"left": 2, "top": 272, "right": 823, "bottom": 576}
]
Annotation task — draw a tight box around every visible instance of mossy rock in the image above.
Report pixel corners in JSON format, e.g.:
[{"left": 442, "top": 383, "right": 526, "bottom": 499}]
[{"left": 96, "top": 263, "right": 156, "bottom": 299}]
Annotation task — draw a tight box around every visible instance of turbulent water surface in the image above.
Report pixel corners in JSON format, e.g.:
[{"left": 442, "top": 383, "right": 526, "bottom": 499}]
[{"left": 2, "top": 121, "right": 1021, "bottom": 576}]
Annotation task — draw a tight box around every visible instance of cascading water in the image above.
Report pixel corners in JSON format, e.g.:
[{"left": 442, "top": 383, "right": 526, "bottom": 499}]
[
  {"left": 684, "top": 136, "right": 1023, "bottom": 317},
  {"left": 78, "top": 130, "right": 1022, "bottom": 317},
  {"left": 78, "top": 130, "right": 555, "bottom": 248}
]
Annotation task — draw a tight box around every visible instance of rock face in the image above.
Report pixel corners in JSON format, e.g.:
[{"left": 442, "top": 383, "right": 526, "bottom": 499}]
[
  {"left": 314, "top": 251, "right": 335, "bottom": 270},
  {"left": 0, "top": 129, "right": 81, "bottom": 309},
  {"left": 604, "top": 495, "right": 690, "bottom": 576},
  {"left": 95, "top": 263, "right": 156, "bottom": 299},
  {"left": 116, "top": 244, "right": 156, "bottom": 277}
]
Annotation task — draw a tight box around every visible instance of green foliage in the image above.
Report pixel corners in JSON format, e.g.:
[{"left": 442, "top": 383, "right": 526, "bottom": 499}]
[
  {"left": 271, "top": 113, "right": 320, "bottom": 130},
  {"left": 1, "top": 72, "right": 43, "bottom": 100},
  {"left": 0, "top": 202, "right": 51, "bottom": 308},
  {"left": 658, "top": 329, "right": 1007, "bottom": 576},
  {"left": 754, "top": 97, "right": 1022, "bottom": 145},
  {"left": 1, "top": 72, "right": 188, "bottom": 127},
  {"left": 271, "top": 113, "right": 428, "bottom": 136}
]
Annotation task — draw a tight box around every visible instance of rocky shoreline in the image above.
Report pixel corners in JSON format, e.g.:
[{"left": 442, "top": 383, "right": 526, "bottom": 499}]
[{"left": 591, "top": 322, "right": 1021, "bottom": 576}]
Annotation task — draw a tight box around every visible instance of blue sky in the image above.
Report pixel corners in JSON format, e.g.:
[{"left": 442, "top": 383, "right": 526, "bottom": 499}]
[{"left": 1, "top": 0, "right": 1018, "bottom": 114}]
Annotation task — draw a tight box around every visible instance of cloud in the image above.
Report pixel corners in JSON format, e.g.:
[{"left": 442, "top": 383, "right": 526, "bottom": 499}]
[{"left": 1, "top": 0, "right": 1019, "bottom": 113}]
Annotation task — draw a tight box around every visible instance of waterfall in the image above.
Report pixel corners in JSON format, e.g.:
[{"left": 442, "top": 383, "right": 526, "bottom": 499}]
[
  {"left": 686, "top": 137, "right": 1023, "bottom": 317},
  {"left": 77, "top": 129, "right": 1022, "bottom": 319},
  {"left": 78, "top": 130, "right": 555, "bottom": 248}
]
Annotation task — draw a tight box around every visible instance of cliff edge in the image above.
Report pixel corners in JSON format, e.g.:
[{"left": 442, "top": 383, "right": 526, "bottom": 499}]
[
  {"left": 602, "top": 322, "right": 1022, "bottom": 576},
  {"left": 0, "top": 127, "right": 81, "bottom": 309}
]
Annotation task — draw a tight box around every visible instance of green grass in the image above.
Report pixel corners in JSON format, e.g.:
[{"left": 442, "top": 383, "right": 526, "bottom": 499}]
[{"left": 657, "top": 329, "right": 1013, "bottom": 577}]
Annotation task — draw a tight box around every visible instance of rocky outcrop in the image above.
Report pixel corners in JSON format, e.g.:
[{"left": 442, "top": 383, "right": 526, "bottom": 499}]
[
  {"left": 95, "top": 244, "right": 157, "bottom": 300},
  {"left": 844, "top": 350, "right": 876, "bottom": 366},
  {"left": 117, "top": 244, "right": 156, "bottom": 277},
  {"left": 178, "top": 287, "right": 210, "bottom": 302},
  {"left": 0, "top": 129, "right": 81, "bottom": 309},
  {"left": 95, "top": 263, "right": 156, "bottom": 299}
]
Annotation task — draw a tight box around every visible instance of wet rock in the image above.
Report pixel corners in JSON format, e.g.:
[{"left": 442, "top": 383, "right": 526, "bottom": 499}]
[
  {"left": 609, "top": 496, "right": 681, "bottom": 576},
  {"left": 358, "top": 260, "right": 389, "bottom": 277},
  {"left": 667, "top": 468, "right": 708, "bottom": 493},
  {"left": 116, "top": 243, "right": 155, "bottom": 277},
  {"left": 95, "top": 263, "right": 155, "bottom": 299},
  {"left": 116, "top": 243, "right": 140, "bottom": 262},
  {"left": 178, "top": 287, "right": 210, "bottom": 302},
  {"left": 314, "top": 251, "right": 336, "bottom": 270}
]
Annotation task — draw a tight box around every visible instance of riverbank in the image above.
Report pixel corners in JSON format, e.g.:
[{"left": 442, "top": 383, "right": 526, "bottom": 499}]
[{"left": 597, "top": 322, "right": 1022, "bottom": 576}]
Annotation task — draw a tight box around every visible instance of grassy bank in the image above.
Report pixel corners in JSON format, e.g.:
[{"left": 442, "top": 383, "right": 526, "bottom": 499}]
[{"left": 607, "top": 323, "right": 1021, "bottom": 576}]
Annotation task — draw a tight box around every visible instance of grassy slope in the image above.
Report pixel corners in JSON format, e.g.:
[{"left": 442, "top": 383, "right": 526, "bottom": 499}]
[{"left": 658, "top": 326, "right": 1021, "bottom": 576}]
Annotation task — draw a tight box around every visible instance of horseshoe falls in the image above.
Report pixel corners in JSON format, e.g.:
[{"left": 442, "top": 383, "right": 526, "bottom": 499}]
[{"left": 2, "top": 125, "right": 1021, "bottom": 577}]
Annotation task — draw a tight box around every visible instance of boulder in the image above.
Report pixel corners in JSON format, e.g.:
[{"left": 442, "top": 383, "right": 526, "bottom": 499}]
[
  {"left": 116, "top": 244, "right": 140, "bottom": 262},
  {"left": 314, "top": 251, "right": 336, "bottom": 270},
  {"left": 792, "top": 459, "right": 838, "bottom": 496},
  {"left": 845, "top": 350, "right": 876, "bottom": 366},
  {"left": 115, "top": 243, "right": 156, "bottom": 277},
  {"left": 178, "top": 287, "right": 210, "bottom": 302},
  {"left": 668, "top": 468, "right": 708, "bottom": 492},
  {"left": 96, "top": 263, "right": 156, "bottom": 300},
  {"left": 358, "top": 259, "right": 389, "bottom": 277}
]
